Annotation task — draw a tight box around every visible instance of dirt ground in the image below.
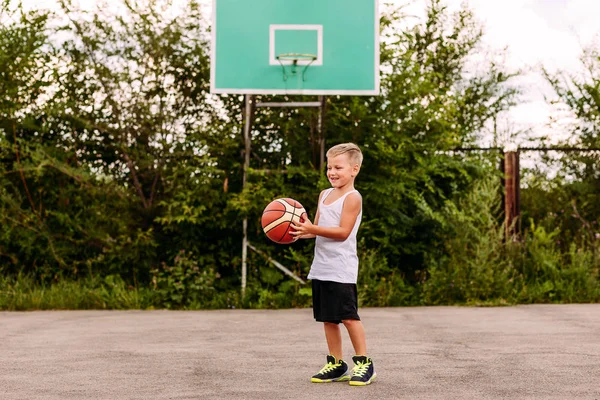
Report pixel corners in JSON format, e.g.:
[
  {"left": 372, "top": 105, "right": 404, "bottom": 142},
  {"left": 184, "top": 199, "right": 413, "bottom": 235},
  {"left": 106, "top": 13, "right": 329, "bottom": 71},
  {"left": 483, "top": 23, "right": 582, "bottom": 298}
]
[{"left": 1, "top": 305, "right": 599, "bottom": 399}]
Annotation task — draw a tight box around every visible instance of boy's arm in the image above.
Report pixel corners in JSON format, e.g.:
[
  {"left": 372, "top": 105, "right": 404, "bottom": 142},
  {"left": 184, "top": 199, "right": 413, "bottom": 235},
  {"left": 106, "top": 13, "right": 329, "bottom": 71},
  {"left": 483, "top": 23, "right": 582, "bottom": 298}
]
[{"left": 292, "top": 192, "right": 361, "bottom": 241}]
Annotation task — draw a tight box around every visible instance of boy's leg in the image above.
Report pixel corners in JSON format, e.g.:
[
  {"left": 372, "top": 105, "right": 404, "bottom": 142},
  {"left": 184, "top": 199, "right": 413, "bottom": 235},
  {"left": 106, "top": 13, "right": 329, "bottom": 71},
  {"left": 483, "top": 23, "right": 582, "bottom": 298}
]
[
  {"left": 341, "top": 319, "right": 366, "bottom": 356},
  {"left": 343, "top": 319, "right": 376, "bottom": 386},
  {"left": 324, "top": 322, "right": 343, "bottom": 360},
  {"left": 311, "top": 280, "right": 349, "bottom": 383},
  {"left": 311, "top": 322, "right": 350, "bottom": 383}
]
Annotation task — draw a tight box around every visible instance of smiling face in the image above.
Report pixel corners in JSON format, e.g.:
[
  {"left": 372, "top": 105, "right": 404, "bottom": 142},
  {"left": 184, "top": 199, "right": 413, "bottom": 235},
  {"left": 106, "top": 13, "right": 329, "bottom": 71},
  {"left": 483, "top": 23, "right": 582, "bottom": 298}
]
[{"left": 326, "top": 153, "right": 360, "bottom": 189}]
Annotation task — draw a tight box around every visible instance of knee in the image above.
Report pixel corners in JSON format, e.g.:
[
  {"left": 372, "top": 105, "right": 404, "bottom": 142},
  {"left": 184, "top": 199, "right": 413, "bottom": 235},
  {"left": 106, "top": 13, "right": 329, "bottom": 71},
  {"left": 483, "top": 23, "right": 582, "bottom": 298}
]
[{"left": 341, "top": 319, "right": 359, "bottom": 327}]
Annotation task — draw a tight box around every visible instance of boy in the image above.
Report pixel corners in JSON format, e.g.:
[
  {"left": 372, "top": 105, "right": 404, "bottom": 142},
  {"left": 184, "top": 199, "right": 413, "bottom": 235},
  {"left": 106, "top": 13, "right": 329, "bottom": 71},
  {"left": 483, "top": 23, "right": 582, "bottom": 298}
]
[{"left": 291, "top": 143, "right": 376, "bottom": 386}]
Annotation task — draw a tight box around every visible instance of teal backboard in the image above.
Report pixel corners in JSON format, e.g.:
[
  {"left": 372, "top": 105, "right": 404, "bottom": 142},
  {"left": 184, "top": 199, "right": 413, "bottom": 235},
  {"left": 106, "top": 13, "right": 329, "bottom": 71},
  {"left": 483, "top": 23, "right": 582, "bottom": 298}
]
[{"left": 210, "top": 0, "right": 379, "bottom": 95}]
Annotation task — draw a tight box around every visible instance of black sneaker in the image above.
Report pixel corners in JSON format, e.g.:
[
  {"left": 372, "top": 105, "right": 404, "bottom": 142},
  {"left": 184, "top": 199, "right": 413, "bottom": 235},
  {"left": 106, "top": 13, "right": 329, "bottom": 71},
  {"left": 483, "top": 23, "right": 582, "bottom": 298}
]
[
  {"left": 349, "top": 355, "right": 376, "bottom": 386},
  {"left": 311, "top": 355, "right": 350, "bottom": 383}
]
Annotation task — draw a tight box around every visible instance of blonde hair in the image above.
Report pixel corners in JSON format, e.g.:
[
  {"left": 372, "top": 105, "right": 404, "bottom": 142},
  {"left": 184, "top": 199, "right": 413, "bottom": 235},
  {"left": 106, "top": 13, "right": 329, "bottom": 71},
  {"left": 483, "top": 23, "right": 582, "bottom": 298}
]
[{"left": 326, "top": 143, "right": 363, "bottom": 167}]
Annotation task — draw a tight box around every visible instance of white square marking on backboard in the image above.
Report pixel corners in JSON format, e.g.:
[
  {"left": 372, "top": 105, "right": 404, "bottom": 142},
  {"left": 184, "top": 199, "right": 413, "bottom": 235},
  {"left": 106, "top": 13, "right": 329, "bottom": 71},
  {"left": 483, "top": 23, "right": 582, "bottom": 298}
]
[{"left": 269, "top": 24, "right": 323, "bottom": 66}]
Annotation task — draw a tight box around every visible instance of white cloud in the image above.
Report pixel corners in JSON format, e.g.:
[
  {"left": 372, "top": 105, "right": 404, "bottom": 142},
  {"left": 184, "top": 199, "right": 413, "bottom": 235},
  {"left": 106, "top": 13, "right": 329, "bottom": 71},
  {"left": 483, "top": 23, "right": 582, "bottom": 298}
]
[
  {"left": 565, "top": 0, "right": 600, "bottom": 43},
  {"left": 455, "top": 0, "right": 597, "bottom": 145},
  {"left": 388, "top": 0, "right": 599, "bottom": 147}
]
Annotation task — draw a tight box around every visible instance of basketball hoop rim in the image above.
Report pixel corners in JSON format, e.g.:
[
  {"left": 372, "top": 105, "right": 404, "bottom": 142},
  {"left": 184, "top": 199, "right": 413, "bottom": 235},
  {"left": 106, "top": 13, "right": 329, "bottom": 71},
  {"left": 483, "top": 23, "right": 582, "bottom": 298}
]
[
  {"left": 276, "top": 53, "right": 318, "bottom": 82},
  {"left": 276, "top": 53, "right": 318, "bottom": 62}
]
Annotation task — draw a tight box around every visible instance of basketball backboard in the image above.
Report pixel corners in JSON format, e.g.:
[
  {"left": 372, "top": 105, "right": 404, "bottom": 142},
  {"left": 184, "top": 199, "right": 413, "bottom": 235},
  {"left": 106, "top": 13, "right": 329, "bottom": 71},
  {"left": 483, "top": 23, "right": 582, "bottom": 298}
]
[{"left": 210, "top": 0, "right": 379, "bottom": 95}]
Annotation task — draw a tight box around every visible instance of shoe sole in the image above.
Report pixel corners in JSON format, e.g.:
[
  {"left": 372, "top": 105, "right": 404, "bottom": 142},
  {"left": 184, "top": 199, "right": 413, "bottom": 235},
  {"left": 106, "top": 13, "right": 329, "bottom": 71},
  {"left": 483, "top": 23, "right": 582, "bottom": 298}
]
[
  {"left": 311, "top": 375, "right": 351, "bottom": 383},
  {"left": 349, "top": 372, "right": 377, "bottom": 386}
]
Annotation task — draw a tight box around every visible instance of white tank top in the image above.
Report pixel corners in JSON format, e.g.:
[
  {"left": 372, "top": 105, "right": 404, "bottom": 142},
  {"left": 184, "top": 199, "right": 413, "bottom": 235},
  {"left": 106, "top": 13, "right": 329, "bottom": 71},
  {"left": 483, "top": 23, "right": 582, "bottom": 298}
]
[{"left": 307, "top": 188, "right": 362, "bottom": 284}]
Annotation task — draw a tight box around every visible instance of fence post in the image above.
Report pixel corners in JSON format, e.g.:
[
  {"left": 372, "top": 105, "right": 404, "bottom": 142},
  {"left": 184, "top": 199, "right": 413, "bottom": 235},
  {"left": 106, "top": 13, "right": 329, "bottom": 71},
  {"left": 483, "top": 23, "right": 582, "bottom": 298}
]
[{"left": 504, "top": 150, "right": 520, "bottom": 237}]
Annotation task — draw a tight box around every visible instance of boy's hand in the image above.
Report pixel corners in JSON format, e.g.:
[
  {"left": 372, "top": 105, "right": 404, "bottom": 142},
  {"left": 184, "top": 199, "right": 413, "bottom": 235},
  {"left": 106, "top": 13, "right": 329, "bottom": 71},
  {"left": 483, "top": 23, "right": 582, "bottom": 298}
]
[{"left": 290, "top": 216, "right": 315, "bottom": 240}]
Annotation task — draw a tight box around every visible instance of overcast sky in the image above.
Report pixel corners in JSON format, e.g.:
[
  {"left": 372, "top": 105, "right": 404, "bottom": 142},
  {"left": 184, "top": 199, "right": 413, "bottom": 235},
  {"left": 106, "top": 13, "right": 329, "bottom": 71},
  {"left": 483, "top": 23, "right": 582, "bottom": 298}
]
[
  {"left": 397, "top": 0, "right": 600, "bottom": 148},
  {"left": 22, "top": 0, "right": 600, "bottom": 148}
]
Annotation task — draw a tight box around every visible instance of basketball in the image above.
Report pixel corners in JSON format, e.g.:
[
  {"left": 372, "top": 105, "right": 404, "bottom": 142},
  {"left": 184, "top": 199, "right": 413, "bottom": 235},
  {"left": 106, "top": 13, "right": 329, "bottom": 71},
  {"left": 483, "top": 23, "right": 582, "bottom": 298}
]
[{"left": 262, "top": 198, "right": 307, "bottom": 244}]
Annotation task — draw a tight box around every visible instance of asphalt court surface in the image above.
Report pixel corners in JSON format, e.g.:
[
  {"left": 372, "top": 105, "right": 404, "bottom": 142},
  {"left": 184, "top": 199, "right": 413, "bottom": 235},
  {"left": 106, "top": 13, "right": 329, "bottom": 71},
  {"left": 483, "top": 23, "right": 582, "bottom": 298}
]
[{"left": 1, "top": 305, "right": 599, "bottom": 399}]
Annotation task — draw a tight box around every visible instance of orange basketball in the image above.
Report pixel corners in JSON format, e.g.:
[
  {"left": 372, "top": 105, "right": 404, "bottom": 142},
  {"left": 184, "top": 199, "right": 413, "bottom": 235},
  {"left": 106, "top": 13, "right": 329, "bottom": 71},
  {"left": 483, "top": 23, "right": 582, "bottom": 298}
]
[{"left": 261, "top": 198, "right": 307, "bottom": 244}]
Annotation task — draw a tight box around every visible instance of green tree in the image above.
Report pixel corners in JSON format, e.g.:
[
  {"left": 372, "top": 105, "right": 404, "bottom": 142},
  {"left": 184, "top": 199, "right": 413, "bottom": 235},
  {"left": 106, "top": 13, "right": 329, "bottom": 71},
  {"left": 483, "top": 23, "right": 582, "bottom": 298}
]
[
  {"left": 534, "top": 44, "right": 600, "bottom": 249},
  {"left": 49, "top": 0, "right": 240, "bottom": 283},
  {"left": 0, "top": 1, "right": 59, "bottom": 275},
  {"left": 0, "top": 0, "right": 526, "bottom": 308},
  {"left": 355, "top": 0, "right": 518, "bottom": 279}
]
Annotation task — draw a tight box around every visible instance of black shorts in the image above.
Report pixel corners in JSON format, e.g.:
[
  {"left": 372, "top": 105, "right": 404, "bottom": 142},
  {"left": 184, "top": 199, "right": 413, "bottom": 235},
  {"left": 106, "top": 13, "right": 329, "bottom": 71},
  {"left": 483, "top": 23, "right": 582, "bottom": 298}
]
[{"left": 312, "top": 279, "right": 360, "bottom": 324}]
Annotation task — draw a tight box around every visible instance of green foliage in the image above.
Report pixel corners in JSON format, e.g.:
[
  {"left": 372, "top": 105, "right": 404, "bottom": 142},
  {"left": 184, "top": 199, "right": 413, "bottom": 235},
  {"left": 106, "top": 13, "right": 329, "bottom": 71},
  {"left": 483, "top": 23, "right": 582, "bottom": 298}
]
[
  {"left": 0, "top": 273, "right": 152, "bottom": 310},
  {"left": 514, "top": 222, "right": 600, "bottom": 303},
  {"left": 421, "top": 177, "right": 600, "bottom": 306},
  {"left": 239, "top": 248, "right": 313, "bottom": 309},
  {"left": 0, "top": 0, "right": 51, "bottom": 121},
  {"left": 544, "top": 46, "right": 600, "bottom": 149},
  {"left": 242, "top": 280, "right": 312, "bottom": 309},
  {"left": 150, "top": 250, "right": 218, "bottom": 309},
  {"left": 357, "top": 245, "right": 417, "bottom": 307},
  {"left": 357, "top": 0, "right": 518, "bottom": 277},
  {"left": 539, "top": 44, "right": 600, "bottom": 245},
  {"left": 422, "top": 177, "right": 514, "bottom": 304}
]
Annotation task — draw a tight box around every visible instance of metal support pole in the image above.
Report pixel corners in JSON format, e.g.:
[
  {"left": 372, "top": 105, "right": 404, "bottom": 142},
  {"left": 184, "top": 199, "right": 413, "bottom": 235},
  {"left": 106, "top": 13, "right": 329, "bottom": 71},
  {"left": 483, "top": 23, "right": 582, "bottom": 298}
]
[
  {"left": 318, "top": 96, "right": 326, "bottom": 171},
  {"left": 247, "top": 243, "right": 306, "bottom": 284},
  {"left": 241, "top": 95, "right": 254, "bottom": 297},
  {"left": 256, "top": 101, "right": 322, "bottom": 108},
  {"left": 241, "top": 96, "right": 322, "bottom": 296}
]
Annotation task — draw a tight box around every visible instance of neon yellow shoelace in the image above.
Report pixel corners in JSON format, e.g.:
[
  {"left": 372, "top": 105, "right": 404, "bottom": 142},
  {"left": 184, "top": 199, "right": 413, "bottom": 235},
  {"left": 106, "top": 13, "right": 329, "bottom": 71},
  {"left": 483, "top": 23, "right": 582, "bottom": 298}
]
[
  {"left": 318, "top": 362, "right": 339, "bottom": 374},
  {"left": 352, "top": 361, "right": 370, "bottom": 377}
]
